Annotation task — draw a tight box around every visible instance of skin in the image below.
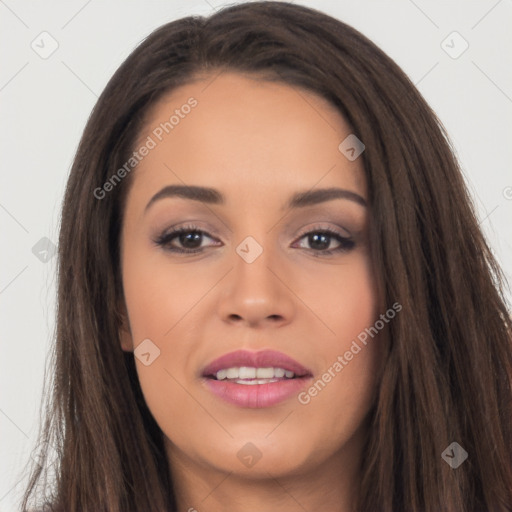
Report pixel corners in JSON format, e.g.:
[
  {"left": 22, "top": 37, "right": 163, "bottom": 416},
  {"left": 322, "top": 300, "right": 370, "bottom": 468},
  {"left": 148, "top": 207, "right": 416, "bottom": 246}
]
[{"left": 119, "top": 71, "right": 385, "bottom": 512}]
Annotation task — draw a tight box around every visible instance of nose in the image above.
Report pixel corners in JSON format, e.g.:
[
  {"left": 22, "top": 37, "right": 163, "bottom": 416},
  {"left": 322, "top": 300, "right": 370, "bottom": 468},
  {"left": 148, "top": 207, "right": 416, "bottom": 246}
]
[{"left": 216, "top": 240, "right": 295, "bottom": 329}]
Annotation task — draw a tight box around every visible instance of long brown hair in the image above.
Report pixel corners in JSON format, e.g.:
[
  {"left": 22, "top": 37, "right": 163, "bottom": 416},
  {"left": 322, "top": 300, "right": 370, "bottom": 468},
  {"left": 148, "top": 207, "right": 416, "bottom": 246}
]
[{"left": 19, "top": 2, "right": 512, "bottom": 511}]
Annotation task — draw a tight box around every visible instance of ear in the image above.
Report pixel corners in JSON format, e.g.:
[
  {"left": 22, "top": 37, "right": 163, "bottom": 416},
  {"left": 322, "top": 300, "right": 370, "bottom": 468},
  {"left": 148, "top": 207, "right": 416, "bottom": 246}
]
[{"left": 117, "top": 301, "right": 134, "bottom": 352}]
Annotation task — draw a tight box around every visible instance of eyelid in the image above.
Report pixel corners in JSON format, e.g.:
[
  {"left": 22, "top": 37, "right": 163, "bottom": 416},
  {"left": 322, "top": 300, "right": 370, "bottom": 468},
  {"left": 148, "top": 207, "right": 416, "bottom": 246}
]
[
  {"left": 157, "top": 220, "right": 220, "bottom": 238},
  {"left": 157, "top": 221, "right": 352, "bottom": 243},
  {"left": 157, "top": 224, "right": 220, "bottom": 242},
  {"left": 293, "top": 222, "right": 352, "bottom": 239}
]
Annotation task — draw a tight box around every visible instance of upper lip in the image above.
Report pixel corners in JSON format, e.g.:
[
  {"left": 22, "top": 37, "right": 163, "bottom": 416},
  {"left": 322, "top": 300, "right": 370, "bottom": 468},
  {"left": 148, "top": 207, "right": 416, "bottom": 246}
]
[{"left": 201, "top": 349, "right": 313, "bottom": 378}]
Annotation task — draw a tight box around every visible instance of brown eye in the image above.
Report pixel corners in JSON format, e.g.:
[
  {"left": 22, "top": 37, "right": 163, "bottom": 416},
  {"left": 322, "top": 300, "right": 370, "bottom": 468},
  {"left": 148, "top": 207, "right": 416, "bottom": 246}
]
[
  {"left": 293, "top": 229, "right": 355, "bottom": 254},
  {"left": 176, "top": 231, "right": 203, "bottom": 250},
  {"left": 154, "top": 225, "right": 220, "bottom": 254}
]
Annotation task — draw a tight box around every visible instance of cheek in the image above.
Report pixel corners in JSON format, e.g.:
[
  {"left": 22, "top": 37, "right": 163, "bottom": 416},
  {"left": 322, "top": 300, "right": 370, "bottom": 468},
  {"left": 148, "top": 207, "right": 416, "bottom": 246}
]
[
  {"left": 121, "top": 241, "right": 221, "bottom": 343},
  {"left": 294, "top": 251, "right": 378, "bottom": 347},
  {"left": 293, "top": 253, "right": 381, "bottom": 427},
  {"left": 120, "top": 241, "right": 224, "bottom": 431}
]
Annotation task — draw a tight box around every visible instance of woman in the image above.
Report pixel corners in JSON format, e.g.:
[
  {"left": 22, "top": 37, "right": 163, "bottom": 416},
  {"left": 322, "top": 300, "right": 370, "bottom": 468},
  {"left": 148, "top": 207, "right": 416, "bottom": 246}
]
[{"left": 20, "top": 2, "right": 512, "bottom": 511}]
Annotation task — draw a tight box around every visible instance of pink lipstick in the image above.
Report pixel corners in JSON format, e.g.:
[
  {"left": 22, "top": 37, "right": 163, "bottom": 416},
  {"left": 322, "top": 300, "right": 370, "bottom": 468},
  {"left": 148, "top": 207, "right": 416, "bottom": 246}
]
[{"left": 201, "top": 349, "right": 313, "bottom": 408}]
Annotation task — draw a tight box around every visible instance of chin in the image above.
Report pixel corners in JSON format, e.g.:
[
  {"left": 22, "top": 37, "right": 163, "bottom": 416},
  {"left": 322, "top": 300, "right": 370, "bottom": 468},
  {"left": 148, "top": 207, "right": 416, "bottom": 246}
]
[{"left": 199, "top": 435, "right": 319, "bottom": 478}]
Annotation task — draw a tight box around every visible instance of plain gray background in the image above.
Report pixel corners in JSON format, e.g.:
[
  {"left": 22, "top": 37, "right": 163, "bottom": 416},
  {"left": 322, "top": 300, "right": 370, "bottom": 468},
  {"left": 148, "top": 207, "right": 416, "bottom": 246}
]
[{"left": 1, "top": 0, "right": 511, "bottom": 510}]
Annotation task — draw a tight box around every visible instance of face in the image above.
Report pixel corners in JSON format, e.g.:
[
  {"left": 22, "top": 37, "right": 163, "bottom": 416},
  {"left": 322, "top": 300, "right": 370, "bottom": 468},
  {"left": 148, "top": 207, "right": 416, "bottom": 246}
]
[{"left": 119, "top": 71, "right": 383, "bottom": 485}]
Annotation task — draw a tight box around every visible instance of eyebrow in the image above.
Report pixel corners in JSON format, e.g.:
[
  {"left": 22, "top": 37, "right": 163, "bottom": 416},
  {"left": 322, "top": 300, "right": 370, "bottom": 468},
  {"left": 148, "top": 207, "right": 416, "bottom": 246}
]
[{"left": 144, "top": 184, "right": 367, "bottom": 213}]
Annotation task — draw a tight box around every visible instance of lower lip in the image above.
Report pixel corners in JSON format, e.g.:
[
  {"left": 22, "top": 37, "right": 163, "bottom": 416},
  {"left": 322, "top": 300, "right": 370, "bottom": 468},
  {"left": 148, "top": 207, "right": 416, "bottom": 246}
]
[{"left": 203, "top": 377, "right": 312, "bottom": 408}]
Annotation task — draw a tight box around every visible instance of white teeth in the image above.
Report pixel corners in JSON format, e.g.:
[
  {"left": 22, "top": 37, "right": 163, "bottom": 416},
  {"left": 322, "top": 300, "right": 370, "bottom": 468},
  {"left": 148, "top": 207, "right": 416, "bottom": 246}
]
[
  {"left": 274, "top": 368, "right": 285, "bottom": 378},
  {"left": 226, "top": 368, "right": 238, "bottom": 379},
  {"left": 256, "top": 367, "right": 274, "bottom": 379},
  {"left": 214, "top": 367, "right": 296, "bottom": 381},
  {"left": 239, "top": 366, "right": 256, "bottom": 379}
]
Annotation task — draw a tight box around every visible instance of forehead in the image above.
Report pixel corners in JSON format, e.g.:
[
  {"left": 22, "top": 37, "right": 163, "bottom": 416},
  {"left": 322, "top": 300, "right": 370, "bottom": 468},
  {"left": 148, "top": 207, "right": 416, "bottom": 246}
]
[{"left": 129, "top": 71, "right": 366, "bottom": 204}]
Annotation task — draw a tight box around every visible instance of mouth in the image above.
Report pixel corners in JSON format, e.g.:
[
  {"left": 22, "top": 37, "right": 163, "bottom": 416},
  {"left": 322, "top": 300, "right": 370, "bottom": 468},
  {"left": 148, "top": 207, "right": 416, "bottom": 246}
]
[
  {"left": 205, "top": 365, "right": 302, "bottom": 384},
  {"left": 201, "top": 349, "right": 313, "bottom": 408}
]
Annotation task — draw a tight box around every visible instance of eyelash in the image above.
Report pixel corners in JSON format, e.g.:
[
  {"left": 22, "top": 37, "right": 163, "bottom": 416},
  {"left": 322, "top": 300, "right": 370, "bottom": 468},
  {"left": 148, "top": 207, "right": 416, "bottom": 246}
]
[{"left": 153, "top": 223, "right": 355, "bottom": 256}]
